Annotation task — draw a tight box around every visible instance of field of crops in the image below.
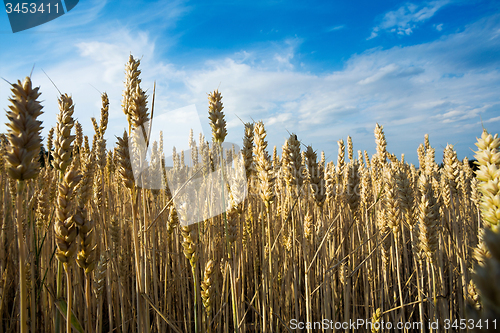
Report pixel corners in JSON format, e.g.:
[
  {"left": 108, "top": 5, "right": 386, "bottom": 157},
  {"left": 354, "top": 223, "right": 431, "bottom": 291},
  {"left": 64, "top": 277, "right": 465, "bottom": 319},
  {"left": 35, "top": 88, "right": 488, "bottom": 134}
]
[{"left": 0, "top": 55, "right": 499, "bottom": 333}]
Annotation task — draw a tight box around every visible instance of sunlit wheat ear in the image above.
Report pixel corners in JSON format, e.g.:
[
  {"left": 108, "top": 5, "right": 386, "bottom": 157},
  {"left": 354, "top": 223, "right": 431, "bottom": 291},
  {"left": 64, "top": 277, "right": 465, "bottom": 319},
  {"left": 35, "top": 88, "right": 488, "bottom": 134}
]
[
  {"left": 417, "top": 143, "right": 426, "bottom": 172},
  {"left": 82, "top": 135, "right": 90, "bottom": 160},
  {"left": 374, "top": 123, "right": 387, "bottom": 163},
  {"left": 122, "top": 55, "right": 142, "bottom": 126},
  {"left": 242, "top": 122, "right": 254, "bottom": 180},
  {"left": 371, "top": 308, "right": 382, "bottom": 333},
  {"left": 395, "top": 167, "right": 414, "bottom": 225},
  {"left": 76, "top": 156, "right": 95, "bottom": 207},
  {"left": 243, "top": 202, "right": 254, "bottom": 240},
  {"left": 441, "top": 174, "right": 452, "bottom": 209},
  {"left": 72, "top": 121, "right": 82, "bottom": 169},
  {"left": 130, "top": 84, "right": 149, "bottom": 133},
  {"left": 201, "top": 259, "right": 215, "bottom": 315},
  {"left": 93, "top": 254, "right": 107, "bottom": 297},
  {"left": 54, "top": 165, "right": 82, "bottom": 263},
  {"left": 425, "top": 146, "right": 437, "bottom": 178},
  {"left": 473, "top": 233, "right": 491, "bottom": 266},
  {"left": 75, "top": 207, "right": 96, "bottom": 274},
  {"left": 459, "top": 157, "right": 472, "bottom": 198},
  {"left": 417, "top": 173, "right": 439, "bottom": 263},
  {"left": 92, "top": 117, "right": 100, "bottom": 137},
  {"left": 4, "top": 77, "right": 44, "bottom": 180},
  {"left": 359, "top": 167, "right": 372, "bottom": 208},
  {"left": 208, "top": 89, "right": 227, "bottom": 144},
  {"left": 303, "top": 210, "right": 313, "bottom": 241},
  {"left": 364, "top": 150, "right": 370, "bottom": 169},
  {"left": 305, "top": 145, "right": 326, "bottom": 207},
  {"left": 285, "top": 133, "right": 303, "bottom": 194},
  {"left": 106, "top": 150, "right": 114, "bottom": 181},
  {"left": 53, "top": 94, "right": 75, "bottom": 174},
  {"left": 347, "top": 135, "right": 353, "bottom": 162},
  {"left": 35, "top": 171, "right": 50, "bottom": 227},
  {"left": 116, "top": 130, "right": 135, "bottom": 189},
  {"left": 253, "top": 121, "right": 274, "bottom": 208},
  {"left": 96, "top": 135, "right": 107, "bottom": 171},
  {"left": 443, "top": 144, "right": 460, "bottom": 197},
  {"left": 99, "top": 92, "right": 109, "bottom": 137},
  {"left": 424, "top": 133, "right": 430, "bottom": 151},
  {"left": 346, "top": 161, "right": 360, "bottom": 214},
  {"left": 227, "top": 156, "right": 246, "bottom": 241},
  {"left": 272, "top": 145, "right": 279, "bottom": 170},
  {"left": 74, "top": 121, "right": 83, "bottom": 149},
  {"left": 474, "top": 129, "right": 500, "bottom": 228},
  {"left": 181, "top": 224, "right": 197, "bottom": 268},
  {"left": 167, "top": 205, "right": 179, "bottom": 235},
  {"left": 463, "top": 156, "right": 473, "bottom": 176},
  {"left": 388, "top": 152, "right": 399, "bottom": 163},
  {"left": 467, "top": 278, "right": 482, "bottom": 311},
  {"left": 337, "top": 139, "right": 345, "bottom": 174},
  {"left": 281, "top": 138, "right": 292, "bottom": 188},
  {"left": 383, "top": 166, "right": 400, "bottom": 235},
  {"left": 47, "top": 126, "right": 55, "bottom": 159},
  {"left": 357, "top": 150, "right": 364, "bottom": 167}
]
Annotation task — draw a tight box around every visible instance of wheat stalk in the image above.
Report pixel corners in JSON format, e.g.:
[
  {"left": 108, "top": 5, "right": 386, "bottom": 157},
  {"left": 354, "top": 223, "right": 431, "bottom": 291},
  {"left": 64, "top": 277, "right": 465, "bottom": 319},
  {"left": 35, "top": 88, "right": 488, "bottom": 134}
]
[{"left": 4, "top": 77, "right": 43, "bottom": 333}]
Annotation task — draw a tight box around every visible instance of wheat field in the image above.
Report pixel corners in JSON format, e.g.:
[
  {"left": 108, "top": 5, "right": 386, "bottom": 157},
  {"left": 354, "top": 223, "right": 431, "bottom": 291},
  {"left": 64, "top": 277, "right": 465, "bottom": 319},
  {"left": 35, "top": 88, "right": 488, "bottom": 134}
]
[{"left": 0, "top": 55, "right": 499, "bottom": 333}]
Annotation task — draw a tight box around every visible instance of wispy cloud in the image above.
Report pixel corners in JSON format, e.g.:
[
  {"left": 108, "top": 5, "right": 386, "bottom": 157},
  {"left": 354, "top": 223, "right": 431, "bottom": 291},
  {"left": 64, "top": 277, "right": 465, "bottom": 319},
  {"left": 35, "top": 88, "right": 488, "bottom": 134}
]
[
  {"left": 484, "top": 115, "right": 500, "bottom": 123},
  {"left": 369, "top": 0, "right": 450, "bottom": 38},
  {"left": 327, "top": 25, "right": 345, "bottom": 32}
]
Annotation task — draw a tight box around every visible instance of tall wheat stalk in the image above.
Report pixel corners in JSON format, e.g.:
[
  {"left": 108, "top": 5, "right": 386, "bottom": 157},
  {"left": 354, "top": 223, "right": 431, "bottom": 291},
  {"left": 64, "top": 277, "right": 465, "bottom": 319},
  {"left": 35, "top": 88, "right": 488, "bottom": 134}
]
[{"left": 4, "top": 77, "right": 43, "bottom": 333}]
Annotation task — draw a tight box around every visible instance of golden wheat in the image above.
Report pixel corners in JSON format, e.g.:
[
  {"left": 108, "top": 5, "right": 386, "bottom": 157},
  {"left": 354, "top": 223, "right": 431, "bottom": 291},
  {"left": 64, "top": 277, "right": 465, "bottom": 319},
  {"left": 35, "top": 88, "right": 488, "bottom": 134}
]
[{"left": 1, "top": 58, "right": 498, "bottom": 333}]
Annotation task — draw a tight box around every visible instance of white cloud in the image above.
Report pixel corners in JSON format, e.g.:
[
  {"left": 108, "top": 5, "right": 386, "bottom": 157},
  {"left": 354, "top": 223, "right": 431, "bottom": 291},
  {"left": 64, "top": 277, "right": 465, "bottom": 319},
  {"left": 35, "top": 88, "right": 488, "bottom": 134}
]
[
  {"left": 367, "top": 27, "right": 379, "bottom": 40},
  {"left": 484, "top": 115, "right": 500, "bottom": 123},
  {"left": 370, "top": 1, "right": 450, "bottom": 38},
  {"left": 327, "top": 25, "right": 346, "bottom": 32},
  {"left": 357, "top": 64, "right": 400, "bottom": 85},
  {"left": 432, "top": 104, "right": 491, "bottom": 123}
]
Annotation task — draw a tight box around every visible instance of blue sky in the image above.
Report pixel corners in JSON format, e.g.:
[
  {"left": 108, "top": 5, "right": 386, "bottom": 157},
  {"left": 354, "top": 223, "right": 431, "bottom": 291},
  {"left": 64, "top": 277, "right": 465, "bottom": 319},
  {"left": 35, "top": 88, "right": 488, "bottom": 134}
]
[{"left": 1, "top": 0, "right": 500, "bottom": 165}]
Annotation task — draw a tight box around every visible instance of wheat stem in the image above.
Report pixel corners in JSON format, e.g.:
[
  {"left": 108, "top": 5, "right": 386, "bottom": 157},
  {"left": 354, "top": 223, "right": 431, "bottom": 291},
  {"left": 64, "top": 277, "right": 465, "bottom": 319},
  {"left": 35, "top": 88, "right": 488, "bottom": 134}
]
[{"left": 16, "top": 181, "right": 27, "bottom": 333}]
